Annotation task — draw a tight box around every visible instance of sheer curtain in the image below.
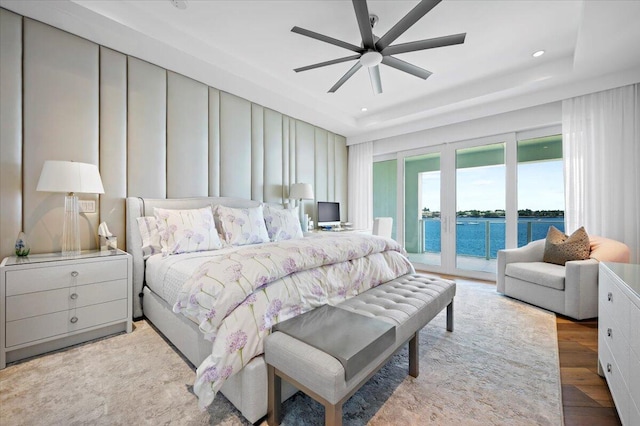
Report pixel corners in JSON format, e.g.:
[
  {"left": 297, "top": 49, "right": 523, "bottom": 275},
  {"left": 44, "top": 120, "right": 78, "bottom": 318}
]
[
  {"left": 348, "top": 141, "right": 373, "bottom": 230},
  {"left": 563, "top": 83, "right": 640, "bottom": 263}
]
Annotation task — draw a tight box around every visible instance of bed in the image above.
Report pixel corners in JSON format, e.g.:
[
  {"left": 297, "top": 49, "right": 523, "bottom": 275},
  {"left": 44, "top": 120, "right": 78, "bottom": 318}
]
[{"left": 125, "top": 196, "right": 414, "bottom": 422}]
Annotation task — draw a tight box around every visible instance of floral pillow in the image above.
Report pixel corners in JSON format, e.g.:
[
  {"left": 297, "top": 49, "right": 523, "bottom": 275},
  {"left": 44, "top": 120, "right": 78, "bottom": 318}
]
[
  {"left": 214, "top": 204, "right": 270, "bottom": 246},
  {"left": 154, "top": 206, "right": 222, "bottom": 256},
  {"left": 136, "top": 216, "right": 162, "bottom": 259},
  {"left": 263, "top": 205, "right": 303, "bottom": 241}
]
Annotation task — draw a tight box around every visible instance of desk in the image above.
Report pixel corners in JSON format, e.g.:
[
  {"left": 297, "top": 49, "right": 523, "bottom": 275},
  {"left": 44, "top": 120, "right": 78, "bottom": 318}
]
[{"left": 304, "top": 228, "right": 371, "bottom": 236}]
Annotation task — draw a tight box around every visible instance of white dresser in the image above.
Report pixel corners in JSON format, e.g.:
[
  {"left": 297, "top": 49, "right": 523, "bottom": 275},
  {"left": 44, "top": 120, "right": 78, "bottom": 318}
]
[
  {"left": 598, "top": 262, "right": 640, "bottom": 425},
  {"left": 1, "top": 249, "right": 132, "bottom": 369}
]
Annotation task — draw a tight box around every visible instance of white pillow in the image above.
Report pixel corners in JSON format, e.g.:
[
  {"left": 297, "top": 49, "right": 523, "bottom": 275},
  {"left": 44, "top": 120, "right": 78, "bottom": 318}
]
[
  {"left": 136, "top": 216, "right": 162, "bottom": 259},
  {"left": 154, "top": 206, "right": 222, "bottom": 255},
  {"left": 214, "top": 204, "right": 270, "bottom": 246},
  {"left": 263, "top": 205, "right": 303, "bottom": 241}
]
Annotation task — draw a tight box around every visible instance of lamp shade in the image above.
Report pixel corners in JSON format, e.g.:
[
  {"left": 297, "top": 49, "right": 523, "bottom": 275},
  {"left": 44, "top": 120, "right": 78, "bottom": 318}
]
[
  {"left": 289, "top": 183, "right": 314, "bottom": 200},
  {"left": 36, "top": 161, "right": 104, "bottom": 194}
]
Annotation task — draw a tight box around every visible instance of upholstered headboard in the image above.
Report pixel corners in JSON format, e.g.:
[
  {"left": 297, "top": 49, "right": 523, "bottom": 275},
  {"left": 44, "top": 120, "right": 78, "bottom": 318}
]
[{"left": 126, "top": 196, "right": 278, "bottom": 318}]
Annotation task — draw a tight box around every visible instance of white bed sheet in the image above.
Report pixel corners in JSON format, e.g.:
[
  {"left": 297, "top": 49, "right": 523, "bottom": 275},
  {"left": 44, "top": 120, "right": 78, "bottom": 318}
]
[{"left": 145, "top": 249, "right": 234, "bottom": 305}]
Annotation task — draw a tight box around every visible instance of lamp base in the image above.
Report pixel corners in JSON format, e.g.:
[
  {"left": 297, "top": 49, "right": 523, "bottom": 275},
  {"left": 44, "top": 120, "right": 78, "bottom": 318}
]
[
  {"left": 62, "top": 194, "right": 80, "bottom": 256},
  {"left": 299, "top": 199, "right": 308, "bottom": 232}
]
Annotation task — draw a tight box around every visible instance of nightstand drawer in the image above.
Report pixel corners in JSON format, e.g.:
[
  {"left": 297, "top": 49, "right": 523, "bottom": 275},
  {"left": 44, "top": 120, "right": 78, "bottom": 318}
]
[
  {"left": 5, "top": 299, "right": 128, "bottom": 347},
  {"left": 6, "top": 279, "right": 128, "bottom": 321},
  {"left": 6, "top": 258, "right": 128, "bottom": 296}
]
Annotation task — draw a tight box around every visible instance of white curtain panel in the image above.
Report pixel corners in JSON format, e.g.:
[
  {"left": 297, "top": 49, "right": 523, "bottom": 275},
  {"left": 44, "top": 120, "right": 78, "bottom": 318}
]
[
  {"left": 563, "top": 83, "right": 640, "bottom": 263},
  {"left": 347, "top": 141, "right": 373, "bottom": 230}
]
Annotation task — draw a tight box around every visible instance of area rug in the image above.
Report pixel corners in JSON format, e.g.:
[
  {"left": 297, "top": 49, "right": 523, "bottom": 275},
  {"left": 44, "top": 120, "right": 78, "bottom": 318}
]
[{"left": 0, "top": 281, "right": 562, "bottom": 425}]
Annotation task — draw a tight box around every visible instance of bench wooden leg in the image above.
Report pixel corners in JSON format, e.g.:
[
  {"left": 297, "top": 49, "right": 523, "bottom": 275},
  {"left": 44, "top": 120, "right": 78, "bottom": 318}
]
[
  {"left": 267, "top": 364, "right": 281, "bottom": 426},
  {"left": 409, "top": 332, "right": 419, "bottom": 378},
  {"left": 325, "top": 402, "right": 343, "bottom": 426},
  {"left": 446, "top": 300, "right": 454, "bottom": 332}
]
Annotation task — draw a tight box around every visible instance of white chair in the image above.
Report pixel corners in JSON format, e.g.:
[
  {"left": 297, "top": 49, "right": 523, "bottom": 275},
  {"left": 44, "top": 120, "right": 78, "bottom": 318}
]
[
  {"left": 497, "top": 236, "right": 630, "bottom": 320},
  {"left": 372, "top": 217, "right": 393, "bottom": 239}
]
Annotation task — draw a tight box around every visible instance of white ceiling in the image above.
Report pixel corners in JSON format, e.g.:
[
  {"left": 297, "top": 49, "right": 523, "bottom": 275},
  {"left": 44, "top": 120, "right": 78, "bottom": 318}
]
[{"left": 3, "top": 0, "right": 640, "bottom": 144}]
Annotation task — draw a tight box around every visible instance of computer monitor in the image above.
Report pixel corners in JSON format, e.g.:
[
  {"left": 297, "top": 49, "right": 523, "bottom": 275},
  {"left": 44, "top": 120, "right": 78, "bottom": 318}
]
[{"left": 317, "top": 201, "right": 341, "bottom": 228}]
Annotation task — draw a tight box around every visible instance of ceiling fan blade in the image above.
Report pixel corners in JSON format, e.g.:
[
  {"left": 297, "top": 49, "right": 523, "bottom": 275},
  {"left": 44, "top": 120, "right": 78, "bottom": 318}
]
[
  {"left": 382, "top": 56, "right": 432, "bottom": 80},
  {"left": 328, "top": 62, "right": 363, "bottom": 93},
  {"left": 368, "top": 65, "right": 382, "bottom": 95},
  {"left": 382, "top": 33, "right": 466, "bottom": 56},
  {"left": 292, "top": 26, "right": 364, "bottom": 53},
  {"left": 352, "top": 0, "right": 375, "bottom": 50},
  {"left": 294, "top": 55, "right": 362, "bottom": 72},
  {"left": 375, "top": 0, "right": 441, "bottom": 51}
]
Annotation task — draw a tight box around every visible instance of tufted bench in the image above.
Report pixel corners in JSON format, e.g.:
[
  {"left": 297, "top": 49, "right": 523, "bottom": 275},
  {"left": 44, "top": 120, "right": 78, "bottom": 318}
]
[{"left": 265, "top": 273, "right": 456, "bottom": 426}]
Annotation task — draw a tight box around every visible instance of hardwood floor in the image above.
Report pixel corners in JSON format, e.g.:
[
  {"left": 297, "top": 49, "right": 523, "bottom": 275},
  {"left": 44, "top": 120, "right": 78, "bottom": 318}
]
[{"left": 557, "top": 316, "right": 621, "bottom": 426}]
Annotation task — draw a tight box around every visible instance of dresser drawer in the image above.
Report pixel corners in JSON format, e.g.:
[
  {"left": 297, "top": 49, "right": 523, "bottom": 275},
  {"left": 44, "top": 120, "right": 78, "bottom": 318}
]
[
  {"left": 6, "top": 258, "right": 128, "bottom": 296},
  {"left": 6, "top": 279, "right": 128, "bottom": 322},
  {"left": 630, "top": 299, "right": 640, "bottom": 363},
  {"left": 5, "top": 299, "right": 127, "bottom": 347},
  {"left": 600, "top": 269, "right": 630, "bottom": 340},
  {"left": 600, "top": 342, "right": 630, "bottom": 424},
  {"left": 631, "top": 400, "right": 640, "bottom": 426},
  {"left": 631, "top": 340, "right": 640, "bottom": 414},
  {"left": 599, "top": 309, "right": 630, "bottom": 389}
]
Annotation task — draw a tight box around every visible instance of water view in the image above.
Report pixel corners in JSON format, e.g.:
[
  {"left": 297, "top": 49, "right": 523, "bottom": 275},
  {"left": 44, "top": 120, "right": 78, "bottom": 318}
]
[{"left": 420, "top": 217, "right": 564, "bottom": 259}]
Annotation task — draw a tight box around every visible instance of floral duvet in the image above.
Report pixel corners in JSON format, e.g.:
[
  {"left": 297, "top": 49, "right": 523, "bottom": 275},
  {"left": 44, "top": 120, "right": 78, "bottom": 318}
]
[{"left": 172, "top": 233, "right": 414, "bottom": 409}]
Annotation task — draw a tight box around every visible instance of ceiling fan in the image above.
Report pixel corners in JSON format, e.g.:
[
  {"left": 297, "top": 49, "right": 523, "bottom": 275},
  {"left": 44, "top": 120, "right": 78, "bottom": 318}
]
[{"left": 291, "top": 0, "right": 466, "bottom": 95}]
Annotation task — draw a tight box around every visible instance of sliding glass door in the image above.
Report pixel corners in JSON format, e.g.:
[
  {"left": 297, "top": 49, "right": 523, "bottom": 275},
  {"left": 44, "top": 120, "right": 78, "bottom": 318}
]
[
  {"left": 403, "top": 150, "right": 442, "bottom": 267},
  {"left": 455, "top": 142, "right": 506, "bottom": 273},
  {"left": 374, "top": 126, "right": 562, "bottom": 280}
]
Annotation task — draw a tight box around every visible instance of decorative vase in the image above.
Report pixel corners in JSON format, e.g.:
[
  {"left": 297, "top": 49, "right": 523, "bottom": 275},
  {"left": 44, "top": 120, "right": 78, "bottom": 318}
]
[{"left": 15, "top": 232, "right": 30, "bottom": 257}]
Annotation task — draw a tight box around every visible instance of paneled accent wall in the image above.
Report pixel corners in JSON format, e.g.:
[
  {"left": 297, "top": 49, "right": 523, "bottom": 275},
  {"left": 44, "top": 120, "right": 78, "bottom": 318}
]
[{"left": 0, "top": 10, "right": 348, "bottom": 259}]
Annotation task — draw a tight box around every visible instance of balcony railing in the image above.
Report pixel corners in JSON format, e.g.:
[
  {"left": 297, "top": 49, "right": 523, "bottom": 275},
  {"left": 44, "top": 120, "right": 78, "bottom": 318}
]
[{"left": 417, "top": 218, "right": 564, "bottom": 260}]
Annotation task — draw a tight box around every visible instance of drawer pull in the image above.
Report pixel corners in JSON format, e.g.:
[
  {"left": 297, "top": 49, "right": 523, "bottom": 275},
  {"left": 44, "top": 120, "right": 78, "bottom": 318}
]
[
  {"left": 71, "top": 271, "right": 79, "bottom": 277},
  {"left": 607, "top": 328, "right": 612, "bottom": 337},
  {"left": 607, "top": 363, "right": 612, "bottom": 373},
  {"left": 70, "top": 293, "right": 78, "bottom": 300},
  {"left": 70, "top": 316, "right": 78, "bottom": 324},
  {"left": 607, "top": 292, "right": 612, "bottom": 302}
]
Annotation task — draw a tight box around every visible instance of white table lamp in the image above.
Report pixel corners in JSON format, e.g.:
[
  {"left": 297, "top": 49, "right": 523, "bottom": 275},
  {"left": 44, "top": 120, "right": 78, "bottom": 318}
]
[
  {"left": 37, "top": 161, "right": 105, "bottom": 256},
  {"left": 290, "top": 183, "right": 314, "bottom": 231}
]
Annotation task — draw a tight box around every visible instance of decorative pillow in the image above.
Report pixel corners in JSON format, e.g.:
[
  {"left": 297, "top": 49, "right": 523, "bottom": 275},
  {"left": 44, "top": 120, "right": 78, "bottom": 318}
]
[
  {"left": 263, "top": 205, "right": 303, "bottom": 242},
  {"left": 543, "top": 226, "right": 590, "bottom": 265},
  {"left": 214, "top": 204, "right": 270, "bottom": 246},
  {"left": 154, "top": 206, "right": 222, "bottom": 255},
  {"left": 136, "top": 216, "right": 162, "bottom": 259}
]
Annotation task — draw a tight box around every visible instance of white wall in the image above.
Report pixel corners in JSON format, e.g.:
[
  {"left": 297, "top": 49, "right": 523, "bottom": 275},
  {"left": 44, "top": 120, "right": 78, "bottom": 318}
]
[
  {"left": 0, "top": 9, "right": 348, "bottom": 259},
  {"left": 373, "top": 102, "right": 561, "bottom": 157}
]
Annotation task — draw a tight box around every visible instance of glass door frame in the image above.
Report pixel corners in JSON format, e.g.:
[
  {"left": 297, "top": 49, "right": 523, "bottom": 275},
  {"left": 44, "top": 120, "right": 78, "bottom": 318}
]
[{"left": 397, "top": 133, "right": 517, "bottom": 281}]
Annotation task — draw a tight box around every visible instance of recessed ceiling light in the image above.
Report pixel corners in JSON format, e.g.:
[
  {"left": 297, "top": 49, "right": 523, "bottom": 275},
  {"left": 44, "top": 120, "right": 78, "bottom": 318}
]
[
  {"left": 361, "top": 107, "right": 368, "bottom": 112},
  {"left": 532, "top": 50, "right": 545, "bottom": 58},
  {"left": 169, "top": 0, "right": 187, "bottom": 10}
]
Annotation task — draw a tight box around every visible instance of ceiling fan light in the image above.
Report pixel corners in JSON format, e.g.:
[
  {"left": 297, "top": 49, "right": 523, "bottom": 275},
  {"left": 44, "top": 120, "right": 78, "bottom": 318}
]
[{"left": 360, "top": 51, "right": 383, "bottom": 68}]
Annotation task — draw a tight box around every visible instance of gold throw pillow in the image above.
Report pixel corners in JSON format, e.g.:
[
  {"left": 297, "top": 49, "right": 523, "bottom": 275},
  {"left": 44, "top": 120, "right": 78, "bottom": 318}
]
[{"left": 543, "top": 226, "right": 590, "bottom": 266}]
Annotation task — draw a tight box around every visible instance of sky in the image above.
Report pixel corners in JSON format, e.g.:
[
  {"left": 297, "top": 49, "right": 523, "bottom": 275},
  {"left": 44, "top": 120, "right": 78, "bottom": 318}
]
[{"left": 420, "top": 160, "right": 565, "bottom": 212}]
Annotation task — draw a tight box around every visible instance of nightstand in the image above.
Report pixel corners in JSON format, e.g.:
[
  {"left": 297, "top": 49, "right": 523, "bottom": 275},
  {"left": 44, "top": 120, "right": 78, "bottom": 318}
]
[{"left": 0, "top": 249, "right": 132, "bottom": 369}]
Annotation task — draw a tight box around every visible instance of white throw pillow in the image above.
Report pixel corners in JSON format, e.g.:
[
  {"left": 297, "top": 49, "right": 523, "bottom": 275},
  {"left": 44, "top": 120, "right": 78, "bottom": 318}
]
[
  {"left": 214, "top": 204, "right": 270, "bottom": 246},
  {"left": 263, "top": 205, "right": 303, "bottom": 241},
  {"left": 154, "top": 206, "right": 222, "bottom": 255},
  {"left": 136, "top": 216, "right": 162, "bottom": 259}
]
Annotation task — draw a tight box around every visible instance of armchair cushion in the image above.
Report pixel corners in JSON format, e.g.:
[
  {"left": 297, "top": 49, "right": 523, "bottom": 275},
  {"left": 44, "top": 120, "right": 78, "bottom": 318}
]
[
  {"left": 505, "top": 261, "right": 566, "bottom": 290},
  {"left": 542, "top": 226, "right": 590, "bottom": 265}
]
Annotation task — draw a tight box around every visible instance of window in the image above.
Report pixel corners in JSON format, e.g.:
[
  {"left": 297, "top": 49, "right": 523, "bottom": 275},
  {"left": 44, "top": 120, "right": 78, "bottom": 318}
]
[
  {"left": 372, "top": 159, "right": 397, "bottom": 240},
  {"left": 517, "top": 135, "right": 564, "bottom": 246}
]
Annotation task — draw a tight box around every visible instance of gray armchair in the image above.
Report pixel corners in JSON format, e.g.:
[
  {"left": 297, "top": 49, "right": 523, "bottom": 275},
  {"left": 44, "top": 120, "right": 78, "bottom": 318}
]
[{"left": 497, "top": 236, "right": 630, "bottom": 320}]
